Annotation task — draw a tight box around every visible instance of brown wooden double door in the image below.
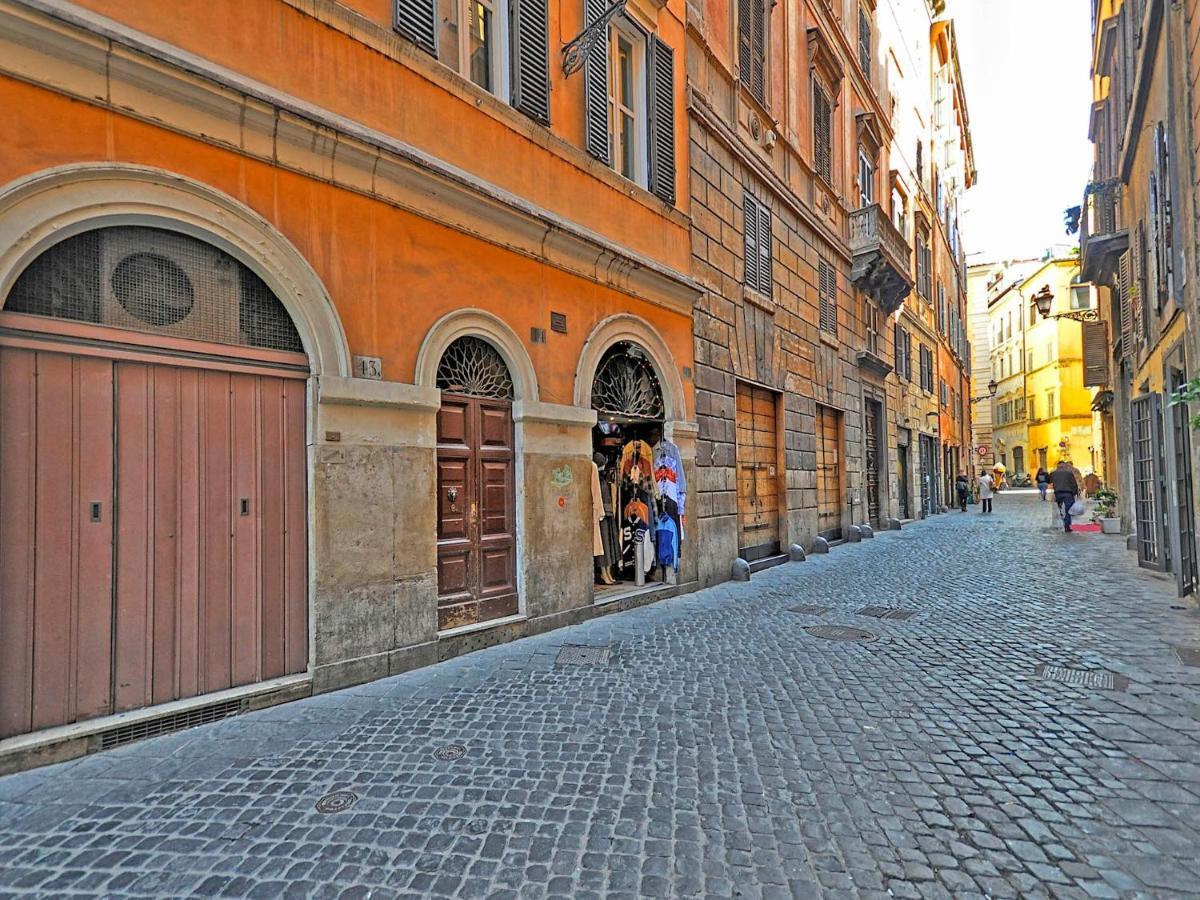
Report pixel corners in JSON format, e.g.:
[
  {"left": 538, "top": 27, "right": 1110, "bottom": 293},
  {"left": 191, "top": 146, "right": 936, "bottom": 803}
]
[
  {"left": 436, "top": 394, "right": 517, "bottom": 631},
  {"left": 735, "top": 382, "right": 781, "bottom": 562},
  {"left": 0, "top": 343, "right": 308, "bottom": 740},
  {"left": 816, "top": 404, "right": 843, "bottom": 540}
]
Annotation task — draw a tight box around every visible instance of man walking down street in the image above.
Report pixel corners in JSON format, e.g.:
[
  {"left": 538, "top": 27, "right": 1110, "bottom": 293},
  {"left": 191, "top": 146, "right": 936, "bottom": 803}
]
[
  {"left": 977, "top": 469, "right": 995, "bottom": 514},
  {"left": 955, "top": 472, "right": 970, "bottom": 512},
  {"left": 1050, "top": 460, "right": 1081, "bottom": 533}
]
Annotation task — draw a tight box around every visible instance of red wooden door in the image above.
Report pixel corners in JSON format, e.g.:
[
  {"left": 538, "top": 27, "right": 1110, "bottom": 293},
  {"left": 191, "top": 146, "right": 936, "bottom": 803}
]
[
  {"left": 0, "top": 340, "right": 308, "bottom": 739},
  {"left": 436, "top": 395, "right": 517, "bottom": 631}
]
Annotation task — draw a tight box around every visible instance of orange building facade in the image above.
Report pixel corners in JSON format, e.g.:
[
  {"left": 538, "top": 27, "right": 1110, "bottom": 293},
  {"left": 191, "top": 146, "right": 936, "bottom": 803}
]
[{"left": 0, "top": 0, "right": 700, "bottom": 765}]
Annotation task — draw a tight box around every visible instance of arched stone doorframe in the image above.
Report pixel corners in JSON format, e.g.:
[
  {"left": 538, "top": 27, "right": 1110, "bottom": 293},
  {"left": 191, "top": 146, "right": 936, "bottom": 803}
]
[{"left": 0, "top": 163, "right": 351, "bottom": 379}]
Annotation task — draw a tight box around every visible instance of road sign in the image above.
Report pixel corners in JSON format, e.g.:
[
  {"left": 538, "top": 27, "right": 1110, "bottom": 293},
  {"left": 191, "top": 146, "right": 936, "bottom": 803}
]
[{"left": 975, "top": 445, "right": 989, "bottom": 456}]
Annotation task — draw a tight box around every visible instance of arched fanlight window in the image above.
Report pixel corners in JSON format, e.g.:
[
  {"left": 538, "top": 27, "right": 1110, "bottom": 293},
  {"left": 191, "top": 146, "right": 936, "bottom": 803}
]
[
  {"left": 591, "top": 340, "right": 664, "bottom": 420},
  {"left": 436, "top": 336, "right": 514, "bottom": 400},
  {"left": 4, "top": 226, "right": 303, "bottom": 353}
]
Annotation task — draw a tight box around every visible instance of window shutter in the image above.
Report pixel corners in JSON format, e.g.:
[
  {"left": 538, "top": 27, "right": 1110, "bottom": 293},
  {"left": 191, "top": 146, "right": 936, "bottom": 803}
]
[
  {"left": 1135, "top": 221, "right": 1148, "bottom": 346},
  {"left": 906, "top": 331, "right": 913, "bottom": 381},
  {"left": 1154, "top": 122, "right": 1172, "bottom": 309},
  {"left": 744, "top": 193, "right": 760, "bottom": 291},
  {"left": 814, "top": 85, "right": 832, "bottom": 184},
  {"left": 510, "top": 0, "right": 551, "bottom": 125},
  {"left": 751, "top": 0, "right": 766, "bottom": 103},
  {"left": 894, "top": 322, "right": 902, "bottom": 372},
  {"left": 757, "top": 199, "right": 772, "bottom": 296},
  {"left": 858, "top": 7, "right": 871, "bottom": 75},
  {"left": 647, "top": 37, "right": 677, "bottom": 205},
  {"left": 583, "top": 0, "right": 610, "bottom": 164},
  {"left": 1082, "top": 320, "right": 1110, "bottom": 387},
  {"left": 738, "top": 0, "right": 753, "bottom": 89},
  {"left": 1119, "top": 248, "right": 1133, "bottom": 360},
  {"left": 393, "top": 0, "right": 437, "bottom": 56},
  {"left": 819, "top": 260, "right": 837, "bottom": 336}
]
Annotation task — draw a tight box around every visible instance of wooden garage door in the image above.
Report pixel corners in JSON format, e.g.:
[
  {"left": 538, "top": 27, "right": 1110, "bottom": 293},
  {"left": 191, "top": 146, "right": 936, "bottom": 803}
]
[
  {"left": 816, "top": 405, "right": 843, "bottom": 540},
  {"left": 736, "top": 383, "right": 780, "bottom": 562},
  {"left": 0, "top": 343, "right": 308, "bottom": 739}
]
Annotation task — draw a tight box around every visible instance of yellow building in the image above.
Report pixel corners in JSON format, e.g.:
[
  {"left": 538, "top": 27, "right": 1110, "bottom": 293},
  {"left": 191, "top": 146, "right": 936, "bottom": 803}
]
[{"left": 974, "top": 256, "right": 1105, "bottom": 482}]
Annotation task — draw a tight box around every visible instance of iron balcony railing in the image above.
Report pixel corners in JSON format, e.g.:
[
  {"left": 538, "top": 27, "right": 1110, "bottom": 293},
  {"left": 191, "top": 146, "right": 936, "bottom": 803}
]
[{"left": 1080, "top": 179, "right": 1127, "bottom": 283}]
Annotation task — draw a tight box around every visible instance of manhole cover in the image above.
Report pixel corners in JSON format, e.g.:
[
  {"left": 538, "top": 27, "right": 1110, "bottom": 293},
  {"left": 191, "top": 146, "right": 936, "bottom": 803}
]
[
  {"left": 857, "top": 605, "right": 915, "bottom": 621},
  {"left": 1035, "top": 664, "right": 1128, "bottom": 691},
  {"left": 804, "top": 625, "right": 877, "bottom": 643},
  {"left": 315, "top": 790, "right": 358, "bottom": 813},
  {"left": 432, "top": 743, "right": 468, "bottom": 761},
  {"left": 555, "top": 645, "right": 611, "bottom": 666},
  {"left": 1176, "top": 647, "right": 1200, "bottom": 667},
  {"left": 789, "top": 604, "right": 830, "bottom": 615}
]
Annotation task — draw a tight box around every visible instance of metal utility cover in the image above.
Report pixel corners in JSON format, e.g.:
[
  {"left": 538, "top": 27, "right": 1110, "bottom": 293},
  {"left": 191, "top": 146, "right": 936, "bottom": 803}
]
[
  {"left": 556, "top": 645, "right": 612, "bottom": 666},
  {"left": 804, "top": 625, "right": 878, "bottom": 643},
  {"left": 857, "top": 606, "right": 916, "bottom": 621},
  {"left": 1035, "top": 664, "right": 1128, "bottom": 691},
  {"left": 789, "top": 604, "right": 831, "bottom": 615},
  {"left": 315, "top": 790, "right": 358, "bottom": 813},
  {"left": 432, "top": 743, "right": 468, "bottom": 761}
]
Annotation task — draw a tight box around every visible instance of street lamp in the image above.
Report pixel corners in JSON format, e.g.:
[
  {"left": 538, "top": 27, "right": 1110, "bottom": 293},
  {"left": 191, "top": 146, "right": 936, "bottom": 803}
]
[
  {"left": 969, "top": 378, "right": 998, "bottom": 405},
  {"left": 1032, "top": 284, "right": 1099, "bottom": 323}
]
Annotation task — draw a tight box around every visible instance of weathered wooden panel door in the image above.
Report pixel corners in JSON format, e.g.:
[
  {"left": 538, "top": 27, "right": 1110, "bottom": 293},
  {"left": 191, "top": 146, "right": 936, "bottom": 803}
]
[
  {"left": 735, "top": 383, "right": 780, "bottom": 561},
  {"left": 864, "top": 399, "right": 882, "bottom": 527},
  {"left": 436, "top": 395, "right": 517, "bottom": 630},
  {"left": 896, "top": 429, "right": 911, "bottom": 520},
  {"left": 1169, "top": 370, "right": 1198, "bottom": 596},
  {"left": 816, "top": 405, "right": 843, "bottom": 540},
  {"left": 0, "top": 343, "right": 308, "bottom": 739}
]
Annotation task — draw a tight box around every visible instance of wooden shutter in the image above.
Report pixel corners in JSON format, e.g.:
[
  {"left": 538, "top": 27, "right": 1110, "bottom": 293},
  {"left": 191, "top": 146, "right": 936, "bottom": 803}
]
[
  {"left": 1154, "top": 122, "right": 1172, "bottom": 308},
  {"left": 894, "top": 322, "right": 902, "bottom": 374},
  {"left": 819, "top": 260, "right": 837, "bottom": 336},
  {"left": 393, "top": 0, "right": 437, "bottom": 55},
  {"left": 738, "top": 0, "right": 753, "bottom": 89},
  {"left": 750, "top": 0, "right": 766, "bottom": 102},
  {"left": 757, "top": 198, "right": 772, "bottom": 296},
  {"left": 510, "top": 0, "right": 551, "bottom": 125},
  {"left": 583, "top": 0, "right": 610, "bottom": 163},
  {"left": 905, "top": 330, "right": 913, "bottom": 380},
  {"left": 1082, "top": 320, "right": 1110, "bottom": 387},
  {"left": 858, "top": 7, "right": 871, "bottom": 74},
  {"left": 648, "top": 37, "right": 676, "bottom": 205},
  {"left": 1119, "top": 249, "right": 1133, "bottom": 360},
  {"left": 814, "top": 84, "right": 832, "bottom": 184},
  {"left": 744, "top": 193, "right": 760, "bottom": 291}
]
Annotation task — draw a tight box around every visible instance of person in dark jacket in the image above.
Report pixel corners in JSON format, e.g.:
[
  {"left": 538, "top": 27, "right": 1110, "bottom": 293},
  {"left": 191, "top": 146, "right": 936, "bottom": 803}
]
[
  {"left": 1049, "top": 460, "right": 1080, "bottom": 532},
  {"left": 955, "top": 472, "right": 970, "bottom": 512},
  {"left": 1035, "top": 467, "right": 1049, "bottom": 501}
]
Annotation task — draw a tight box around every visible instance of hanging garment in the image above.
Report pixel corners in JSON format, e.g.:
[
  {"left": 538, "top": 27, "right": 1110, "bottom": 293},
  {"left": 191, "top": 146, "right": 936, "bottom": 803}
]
[
  {"left": 620, "top": 440, "right": 656, "bottom": 494},
  {"left": 642, "top": 528, "right": 655, "bottom": 574},
  {"left": 590, "top": 462, "right": 605, "bottom": 557},
  {"left": 623, "top": 497, "right": 650, "bottom": 525},
  {"left": 653, "top": 440, "right": 687, "bottom": 515},
  {"left": 655, "top": 513, "right": 679, "bottom": 568}
]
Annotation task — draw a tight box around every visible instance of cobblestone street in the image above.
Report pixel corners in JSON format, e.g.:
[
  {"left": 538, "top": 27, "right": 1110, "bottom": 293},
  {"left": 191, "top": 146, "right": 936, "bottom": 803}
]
[{"left": 3, "top": 491, "right": 1200, "bottom": 898}]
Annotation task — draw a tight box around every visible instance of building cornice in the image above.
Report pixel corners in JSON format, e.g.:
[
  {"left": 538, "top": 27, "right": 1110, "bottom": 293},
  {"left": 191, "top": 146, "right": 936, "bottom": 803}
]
[{"left": 1, "top": 0, "right": 703, "bottom": 316}]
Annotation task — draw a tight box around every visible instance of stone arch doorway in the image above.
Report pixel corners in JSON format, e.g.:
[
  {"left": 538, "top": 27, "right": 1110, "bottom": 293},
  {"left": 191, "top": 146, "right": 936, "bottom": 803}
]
[
  {"left": 434, "top": 335, "right": 518, "bottom": 631},
  {"left": 0, "top": 224, "right": 310, "bottom": 740}
]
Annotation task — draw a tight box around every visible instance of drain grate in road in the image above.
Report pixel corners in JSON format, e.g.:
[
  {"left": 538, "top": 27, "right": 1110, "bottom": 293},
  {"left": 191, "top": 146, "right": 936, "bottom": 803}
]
[
  {"left": 789, "top": 604, "right": 831, "bottom": 615},
  {"left": 432, "top": 743, "right": 468, "bottom": 761},
  {"left": 315, "top": 790, "right": 358, "bottom": 813},
  {"left": 1035, "top": 664, "right": 1128, "bottom": 691},
  {"left": 555, "top": 645, "right": 611, "bottom": 666},
  {"left": 804, "top": 625, "right": 878, "bottom": 643},
  {"left": 1176, "top": 647, "right": 1200, "bottom": 667},
  {"left": 857, "top": 606, "right": 916, "bottom": 621}
]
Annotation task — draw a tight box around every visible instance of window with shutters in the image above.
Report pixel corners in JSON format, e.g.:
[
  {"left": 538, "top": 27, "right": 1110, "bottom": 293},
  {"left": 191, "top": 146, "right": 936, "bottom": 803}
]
[
  {"left": 1082, "top": 320, "right": 1110, "bottom": 387},
  {"left": 813, "top": 82, "right": 834, "bottom": 186},
  {"left": 936, "top": 284, "right": 946, "bottom": 335},
  {"left": 1151, "top": 121, "right": 1173, "bottom": 312},
  {"left": 819, "top": 259, "right": 838, "bottom": 337},
  {"left": 865, "top": 300, "right": 882, "bottom": 356},
  {"left": 743, "top": 191, "right": 773, "bottom": 297},
  {"left": 915, "top": 229, "right": 932, "bottom": 300},
  {"left": 894, "top": 325, "right": 913, "bottom": 380},
  {"left": 919, "top": 344, "right": 933, "bottom": 393},
  {"left": 1046, "top": 390, "right": 1056, "bottom": 418},
  {"left": 738, "top": 0, "right": 768, "bottom": 104},
  {"left": 858, "top": 5, "right": 872, "bottom": 76},
  {"left": 1071, "top": 285, "right": 1092, "bottom": 310},
  {"left": 939, "top": 379, "right": 948, "bottom": 408},
  {"left": 858, "top": 150, "right": 876, "bottom": 208},
  {"left": 607, "top": 21, "right": 647, "bottom": 185}
]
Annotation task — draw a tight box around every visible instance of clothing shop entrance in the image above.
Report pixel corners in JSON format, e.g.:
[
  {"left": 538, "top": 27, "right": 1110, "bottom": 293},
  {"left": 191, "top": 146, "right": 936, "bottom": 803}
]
[
  {"left": 589, "top": 342, "right": 685, "bottom": 601},
  {"left": 735, "top": 382, "right": 781, "bottom": 562}
]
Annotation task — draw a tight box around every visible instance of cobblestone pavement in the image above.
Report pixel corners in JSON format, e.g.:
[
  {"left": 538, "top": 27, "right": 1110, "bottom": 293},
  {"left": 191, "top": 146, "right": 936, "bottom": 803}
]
[{"left": 5, "top": 491, "right": 1200, "bottom": 899}]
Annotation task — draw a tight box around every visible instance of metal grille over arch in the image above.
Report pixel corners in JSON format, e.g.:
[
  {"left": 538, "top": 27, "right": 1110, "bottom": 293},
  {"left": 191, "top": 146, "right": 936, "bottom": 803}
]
[
  {"left": 5, "top": 226, "right": 303, "bottom": 353},
  {"left": 590, "top": 340, "right": 665, "bottom": 421},
  {"left": 436, "top": 336, "right": 515, "bottom": 400}
]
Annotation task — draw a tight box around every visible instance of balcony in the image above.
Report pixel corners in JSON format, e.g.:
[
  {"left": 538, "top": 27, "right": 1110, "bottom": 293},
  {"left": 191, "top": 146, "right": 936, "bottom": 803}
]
[
  {"left": 1079, "top": 180, "right": 1128, "bottom": 284},
  {"left": 850, "top": 203, "right": 914, "bottom": 315}
]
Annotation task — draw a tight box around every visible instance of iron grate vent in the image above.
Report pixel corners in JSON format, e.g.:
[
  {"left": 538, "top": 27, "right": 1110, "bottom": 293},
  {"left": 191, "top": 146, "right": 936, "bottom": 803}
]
[
  {"left": 1035, "top": 664, "right": 1128, "bottom": 691},
  {"left": 98, "top": 697, "right": 247, "bottom": 750},
  {"left": 804, "top": 625, "right": 878, "bottom": 643},
  {"left": 789, "top": 604, "right": 831, "bottom": 615},
  {"left": 555, "top": 645, "right": 612, "bottom": 666},
  {"left": 857, "top": 606, "right": 916, "bottom": 621}
]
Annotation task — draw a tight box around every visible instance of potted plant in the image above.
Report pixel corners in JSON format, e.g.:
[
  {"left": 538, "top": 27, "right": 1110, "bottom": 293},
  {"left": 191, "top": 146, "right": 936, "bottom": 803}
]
[{"left": 1092, "top": 487, "right": 1120, "bottom": 534}]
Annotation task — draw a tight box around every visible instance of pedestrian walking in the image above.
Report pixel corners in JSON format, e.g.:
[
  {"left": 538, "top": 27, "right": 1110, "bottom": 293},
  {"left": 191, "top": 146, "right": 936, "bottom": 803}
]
[
  {"left": 1035, "top": 466, "right": 1049, "bottom": 501},
  {"left": 1049, "top": 460, "right": 1081, "bottom": 532},
  {"left": 977, "top": 469, "right": 995, "bottom": 514},
  {"left": 955, "top": 471, "right": 970, "bottom": 512}
]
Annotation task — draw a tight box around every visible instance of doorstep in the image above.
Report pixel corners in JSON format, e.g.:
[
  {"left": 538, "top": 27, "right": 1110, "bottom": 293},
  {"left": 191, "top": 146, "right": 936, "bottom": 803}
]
[{"left": 748, "top": 553, "right": 789, "bottom": 574}]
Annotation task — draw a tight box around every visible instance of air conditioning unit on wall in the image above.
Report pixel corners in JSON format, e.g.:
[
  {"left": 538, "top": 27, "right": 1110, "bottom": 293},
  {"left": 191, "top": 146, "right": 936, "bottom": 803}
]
[{"left": 98, "top": 228, "right": 241, "bottom": 344}]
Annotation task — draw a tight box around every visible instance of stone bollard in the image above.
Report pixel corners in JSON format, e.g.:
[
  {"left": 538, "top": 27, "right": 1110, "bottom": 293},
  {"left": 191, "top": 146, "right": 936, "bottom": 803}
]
[
  {"left": 731, "top": 558, "right": 752, "bottom": 582},
  {"left": 860, "top": 524, "right": 874, "bottom": 539},
  {"left": 810, "top": 536, "right": 830, "bottom": 554},
  {"left": 847, "top": 525, "right": 862, "bottom": 543},
  {"left": 789, "top": 543, "right": 806, "bottom": 562},
  {"left": 888, "top": 517, "right": 902, "bottom": 531}
]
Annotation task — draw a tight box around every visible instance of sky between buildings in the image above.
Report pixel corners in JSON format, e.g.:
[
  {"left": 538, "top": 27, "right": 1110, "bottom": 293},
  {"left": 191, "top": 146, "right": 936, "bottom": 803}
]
[{"left": 951, "top": 0, "right": 1095, "bottom": 264}]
